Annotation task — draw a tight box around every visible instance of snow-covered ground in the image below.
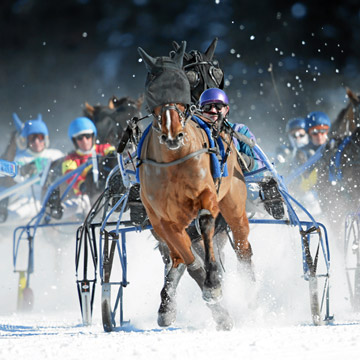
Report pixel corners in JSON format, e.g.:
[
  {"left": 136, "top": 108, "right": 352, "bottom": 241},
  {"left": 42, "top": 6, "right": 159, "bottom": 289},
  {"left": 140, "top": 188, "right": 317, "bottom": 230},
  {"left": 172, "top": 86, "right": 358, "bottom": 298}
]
[{"left": 1, "top": 218, "right": 360, "bottom": 359}]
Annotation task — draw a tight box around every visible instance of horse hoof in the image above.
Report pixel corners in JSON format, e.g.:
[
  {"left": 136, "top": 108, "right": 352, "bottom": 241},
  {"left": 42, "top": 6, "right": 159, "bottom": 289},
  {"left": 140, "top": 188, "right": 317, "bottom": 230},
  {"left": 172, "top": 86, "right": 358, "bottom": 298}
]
[
  {"left": 216, "top": 316, "right": 234, "bottom": 331},
  {"left": 238, "top": 259, "right": 256, "bottom": 283},
  {"left": 207, "top": 303, "right": 233, "bottom": 331},
  {"left": 202, "top": 285, "right": 223, "bottom": 304},
  {"left": 157, "top": 310, "right": 176, "bottom": 327}
]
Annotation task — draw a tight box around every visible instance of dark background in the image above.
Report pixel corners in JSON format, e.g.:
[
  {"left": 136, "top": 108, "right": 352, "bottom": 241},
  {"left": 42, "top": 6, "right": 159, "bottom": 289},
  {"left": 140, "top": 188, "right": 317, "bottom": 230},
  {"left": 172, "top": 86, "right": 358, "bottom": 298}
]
[{"left": 1, "top": 0, "right": 359, "bottom": 154}]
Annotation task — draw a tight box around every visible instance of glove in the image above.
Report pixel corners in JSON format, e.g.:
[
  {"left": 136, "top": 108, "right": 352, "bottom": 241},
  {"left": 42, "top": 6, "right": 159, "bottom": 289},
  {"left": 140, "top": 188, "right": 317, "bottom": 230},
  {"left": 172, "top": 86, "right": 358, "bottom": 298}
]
[
  {"left": 20, "top": 161, "right": 37, "bottom": 177},
  {"left": 238, "top": 152, "right": 255, "bottom": 172},
  {"left": 79, "top": 181, "right": 87, "bottom": 194}
]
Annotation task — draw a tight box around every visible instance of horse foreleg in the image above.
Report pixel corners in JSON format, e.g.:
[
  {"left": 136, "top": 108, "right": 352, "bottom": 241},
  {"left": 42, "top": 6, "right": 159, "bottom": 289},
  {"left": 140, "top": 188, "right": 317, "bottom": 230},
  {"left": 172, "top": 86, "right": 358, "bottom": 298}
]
[
  {"left": 149, "top": 217, "right": 206, "bottom": 325},
  {"left": 198, "top": 209, "right": 222, "bottom": 302},
  {"left": 158, "top": 262, "right": 186, "bottom": 327}
]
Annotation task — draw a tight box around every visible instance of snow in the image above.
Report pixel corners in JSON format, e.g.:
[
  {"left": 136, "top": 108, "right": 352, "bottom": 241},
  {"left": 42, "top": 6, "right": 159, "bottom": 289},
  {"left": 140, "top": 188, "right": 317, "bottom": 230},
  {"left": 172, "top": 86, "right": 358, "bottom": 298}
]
[{"left": 1, "top": 219, "right": 360, "bottom": 359}]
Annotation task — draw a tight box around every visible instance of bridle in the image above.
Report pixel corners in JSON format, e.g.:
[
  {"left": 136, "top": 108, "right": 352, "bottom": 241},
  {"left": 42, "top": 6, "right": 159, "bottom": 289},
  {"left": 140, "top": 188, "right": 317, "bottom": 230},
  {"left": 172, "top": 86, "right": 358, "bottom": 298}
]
[
  {"left": 151, "top": 103, "right": 193, "bottom": 134},
  {"left": 183, "top": 50, "right": 223, "bottom": 90}
]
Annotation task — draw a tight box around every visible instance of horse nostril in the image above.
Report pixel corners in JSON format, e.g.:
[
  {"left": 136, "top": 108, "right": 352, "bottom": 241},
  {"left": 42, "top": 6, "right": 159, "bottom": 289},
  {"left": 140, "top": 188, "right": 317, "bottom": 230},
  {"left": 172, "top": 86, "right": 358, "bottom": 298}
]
[
  {"left": 177, "top": 132, "right": 184, "bottom": 140},
  {"left": 160, "top": 134, "right": 167, "bottom": 143}
]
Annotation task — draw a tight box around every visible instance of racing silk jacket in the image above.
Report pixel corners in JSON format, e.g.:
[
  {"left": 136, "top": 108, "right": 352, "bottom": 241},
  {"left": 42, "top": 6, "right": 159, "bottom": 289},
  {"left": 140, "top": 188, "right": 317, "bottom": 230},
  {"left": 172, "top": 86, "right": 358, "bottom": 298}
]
[
  {"left": 295, "top": 142, "right": 323, "bottom": 192},
  {"left": 62, "top": 143, "right": 115, "bottom": 195},
  {"left": 296, "top": 141, "right": 321, "bottom": 162},
  {"left": 7, "top": 147, "right": 65, "bottom": 210},
  {"left": 14, "top": 147, "right": 64, "bottom": 182}
]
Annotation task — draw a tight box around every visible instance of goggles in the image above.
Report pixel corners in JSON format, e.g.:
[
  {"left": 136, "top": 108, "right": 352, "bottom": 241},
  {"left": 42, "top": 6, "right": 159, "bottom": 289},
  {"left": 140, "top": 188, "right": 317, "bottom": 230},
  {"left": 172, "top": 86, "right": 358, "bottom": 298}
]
[
  {"left": 202, "top": 103, "right": 226, "bottom": 112},
  {"left": 28, "top": 133, "right": 45, "bottom": 142},
  {"left": 290, "top": 131, "right": 306, "bottom": 139},
  {"left": 75, "top": 133, "right": 93, "bottom": 141},
  {"left": 184, "top": 61, "right": 224, "bottom": 89},
  {"left": 309, "top": 128, "right": 328, "bottom": 136}
]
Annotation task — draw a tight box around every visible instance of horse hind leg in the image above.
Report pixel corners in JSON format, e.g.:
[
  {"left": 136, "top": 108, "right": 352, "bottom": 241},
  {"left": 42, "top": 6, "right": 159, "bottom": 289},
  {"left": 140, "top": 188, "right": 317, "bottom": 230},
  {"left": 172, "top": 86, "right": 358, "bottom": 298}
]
[
  {"left": 207, "top": 303, "right": 234, "bottom": 331},
  {"left": 221, "top": 205, "right": 255, "bottom": 282}
]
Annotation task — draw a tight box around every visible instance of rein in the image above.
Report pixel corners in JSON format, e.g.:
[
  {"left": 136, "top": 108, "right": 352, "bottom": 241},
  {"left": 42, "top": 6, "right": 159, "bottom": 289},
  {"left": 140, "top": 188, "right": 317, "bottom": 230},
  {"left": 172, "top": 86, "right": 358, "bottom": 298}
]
[
  {"left": 151, "top": 104, "right": 191, "bottom": 133},
  {"left": 139, "top": 147, "right": 216, "bottom": 168},
  {"left": 140, "top": 106, "right": 219, "bottom": 168}
]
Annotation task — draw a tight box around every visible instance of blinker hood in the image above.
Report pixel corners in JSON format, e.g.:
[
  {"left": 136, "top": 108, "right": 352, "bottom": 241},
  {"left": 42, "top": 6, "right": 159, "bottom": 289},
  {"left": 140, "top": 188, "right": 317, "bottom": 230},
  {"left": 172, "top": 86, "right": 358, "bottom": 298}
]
[{"left": 138, "top": 41, "right": 191, "bottom": 111}]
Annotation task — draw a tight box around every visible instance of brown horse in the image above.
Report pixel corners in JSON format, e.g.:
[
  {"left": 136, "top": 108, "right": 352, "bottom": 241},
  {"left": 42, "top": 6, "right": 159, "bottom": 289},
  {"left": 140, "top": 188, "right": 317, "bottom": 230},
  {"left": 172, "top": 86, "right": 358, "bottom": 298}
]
[
  {"left": 330, "top": 88, "right": 360, "bottom": 136},
  {"left": 310, "top": 88, "right": 360, "bottom": 235},
  {"left": 138, "top": 42, "right": 252, "bottom": 330}
]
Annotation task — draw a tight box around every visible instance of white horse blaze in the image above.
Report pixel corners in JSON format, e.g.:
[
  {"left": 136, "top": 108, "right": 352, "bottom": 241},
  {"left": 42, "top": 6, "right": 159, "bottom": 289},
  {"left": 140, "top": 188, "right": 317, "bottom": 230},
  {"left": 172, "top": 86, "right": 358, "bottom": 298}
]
[{"left": 165, "top": 109, "right": 174, "bottom": 140}]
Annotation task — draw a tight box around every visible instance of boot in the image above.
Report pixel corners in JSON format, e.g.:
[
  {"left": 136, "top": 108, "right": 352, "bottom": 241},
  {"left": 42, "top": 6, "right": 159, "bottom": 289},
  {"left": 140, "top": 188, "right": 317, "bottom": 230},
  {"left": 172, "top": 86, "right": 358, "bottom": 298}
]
[
  {"left": 259, "top": 178, "right": 285, "bottom": 220},
  {"left": 128, "top": 184, "right": 149, "bottom": 226},
  {"left": 46, "top": 188, "right": 63, "bottom": 220}
]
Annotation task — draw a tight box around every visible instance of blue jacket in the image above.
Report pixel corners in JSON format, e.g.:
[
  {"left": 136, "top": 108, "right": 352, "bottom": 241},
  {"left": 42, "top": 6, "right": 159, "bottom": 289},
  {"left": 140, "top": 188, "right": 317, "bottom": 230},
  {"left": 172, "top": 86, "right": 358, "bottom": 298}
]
[{"left": 229, "top": 122, "right": 262, "bottom": 171}]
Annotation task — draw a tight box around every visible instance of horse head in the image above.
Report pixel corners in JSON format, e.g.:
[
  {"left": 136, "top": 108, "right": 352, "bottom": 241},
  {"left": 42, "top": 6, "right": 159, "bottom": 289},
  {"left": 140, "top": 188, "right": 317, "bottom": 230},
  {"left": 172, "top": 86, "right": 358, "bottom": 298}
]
[
  {"left": 152, "top": 103, "right": 189, "bottom": 150},
  {"left": 172, "top": 38, "right": 224, "bottom": 103},
  {"left": 84, "top": 96, "right": 143, "bottom": 145},
  {"left": 138, "top": 41, "right": 191, "bottom": 150},
  {"left": 331, "top": 87, "right": 360, "bottom": 138}
]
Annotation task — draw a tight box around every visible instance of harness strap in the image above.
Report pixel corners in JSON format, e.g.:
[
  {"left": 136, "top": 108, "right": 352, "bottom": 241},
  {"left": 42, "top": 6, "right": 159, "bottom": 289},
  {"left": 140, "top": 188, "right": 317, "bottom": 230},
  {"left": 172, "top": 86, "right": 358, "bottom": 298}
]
[
  {"left": 328, "top": 135, "right": 352, "bottom": 182},
  {"left": 139, "top": 147, "right": 216, "bottom": 168}
]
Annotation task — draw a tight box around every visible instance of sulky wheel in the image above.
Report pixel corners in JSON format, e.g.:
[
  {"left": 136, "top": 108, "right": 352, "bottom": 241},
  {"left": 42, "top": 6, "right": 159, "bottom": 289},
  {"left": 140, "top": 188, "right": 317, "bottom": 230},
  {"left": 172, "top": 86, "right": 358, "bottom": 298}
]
[
  {"left": 344, "top": 214, "right": 360, "bottom": 311},
  {"left": 101, "top": 231, "right": 119, "bottom": 332},
  {"left": 101, "top": 283, "right": 115, "bottom": 332}
]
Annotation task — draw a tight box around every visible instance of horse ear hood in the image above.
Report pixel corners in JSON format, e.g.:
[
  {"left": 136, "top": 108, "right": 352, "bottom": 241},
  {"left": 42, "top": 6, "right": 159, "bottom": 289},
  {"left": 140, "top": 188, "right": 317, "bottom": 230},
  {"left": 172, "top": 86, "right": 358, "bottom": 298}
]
[
  {"left": 12, "top": 113, "right": 24, "bottom": 133},
  {"left": 138, "top": 47, "right": 158, "bottom": 73},
  {"left": 204, "top": 38, "right": 218, "bottom": 60},
  {"left": 172, "top": 41, "right": 186, "bottom": 68},
  {"left": 139, "top": 41, "right": 191, "bottom": 111}
]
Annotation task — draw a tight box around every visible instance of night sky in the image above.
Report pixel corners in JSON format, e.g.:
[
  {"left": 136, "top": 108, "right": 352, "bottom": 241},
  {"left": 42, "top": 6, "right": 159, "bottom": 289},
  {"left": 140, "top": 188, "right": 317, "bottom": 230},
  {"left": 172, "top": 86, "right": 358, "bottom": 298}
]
[{"left": 1, "top": 0, "right": 359, "bottom": 153}]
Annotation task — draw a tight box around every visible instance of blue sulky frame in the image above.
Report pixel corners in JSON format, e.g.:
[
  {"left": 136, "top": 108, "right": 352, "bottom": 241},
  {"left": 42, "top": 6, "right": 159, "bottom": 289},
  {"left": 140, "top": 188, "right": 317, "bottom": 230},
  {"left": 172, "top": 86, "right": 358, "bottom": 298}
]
[
  {"left": 12, "top": 159, "right": 92, "bottom": 310},
  {"left": 75, "top": 145, "right": 333, "bottom": 332}
]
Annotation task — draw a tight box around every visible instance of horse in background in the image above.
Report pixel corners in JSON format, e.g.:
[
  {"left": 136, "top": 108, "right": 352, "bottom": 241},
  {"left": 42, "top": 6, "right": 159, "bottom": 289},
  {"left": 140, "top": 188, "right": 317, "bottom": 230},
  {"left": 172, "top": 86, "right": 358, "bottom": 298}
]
[
  {"left": 330, "top": 88, "right": 360, "bottom": 137},
  {"left": 137, "top": 41, "right": 252, "bottom": 330},
  {"left": 172, "top": 37, "right": 224, "bottom": 103},
  {"left": 84, "top": 95, "right": 144, "bottom": 146},
  {"left": 312, "top": 88, "right": 360, "bottom": 231}
]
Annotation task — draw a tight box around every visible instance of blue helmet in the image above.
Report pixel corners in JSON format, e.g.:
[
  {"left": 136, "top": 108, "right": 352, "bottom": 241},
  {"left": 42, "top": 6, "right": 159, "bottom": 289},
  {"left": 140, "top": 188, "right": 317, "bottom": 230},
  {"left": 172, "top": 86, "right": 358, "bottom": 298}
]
[
  {"left": 21, "top": 114, "right": 49, "bottom": 138},
  {"left": 16, "top": 114, "right": 50, "bottom": 150},
  {"left": 285, "top": 117, "right": 306, "bottom": 133},
  {"left": 199, "top": 88, "right": 229, "bottom": 107},
  {"left": 68, "top": 117, "right": 97, "bottom": 140},
  {"left": 305, "top": 111, "right": 331, "bottom": 131}
]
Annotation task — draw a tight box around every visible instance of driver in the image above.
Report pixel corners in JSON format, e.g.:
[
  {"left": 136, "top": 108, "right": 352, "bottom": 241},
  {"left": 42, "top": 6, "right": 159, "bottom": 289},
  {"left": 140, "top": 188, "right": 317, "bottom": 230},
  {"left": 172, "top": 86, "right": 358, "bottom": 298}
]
[
  {"left": 47, "top": 117, "right": 115, "bottom": 220},
  {"left": 199, "top": 88, "right": 285, "bottom": 220}
]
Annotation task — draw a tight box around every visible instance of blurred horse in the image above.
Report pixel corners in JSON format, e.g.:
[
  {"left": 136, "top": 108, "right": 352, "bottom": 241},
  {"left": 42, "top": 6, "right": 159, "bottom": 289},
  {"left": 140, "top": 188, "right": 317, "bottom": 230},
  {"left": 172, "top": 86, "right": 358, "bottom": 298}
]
[
  {"left": 330, "top": 88, "right": 360, "bottom": 136},
  {"left": 84, "top": 95, "right": 143, "bottom": 146},
  {"left": 312, "top": 88, "right": 360, "bottom": 228},
  {"left": 138, "top": 41, "right": 252, "bottom": 330},
  {"left": 82, "top": 95, "right": 143, "bottom": 202}
]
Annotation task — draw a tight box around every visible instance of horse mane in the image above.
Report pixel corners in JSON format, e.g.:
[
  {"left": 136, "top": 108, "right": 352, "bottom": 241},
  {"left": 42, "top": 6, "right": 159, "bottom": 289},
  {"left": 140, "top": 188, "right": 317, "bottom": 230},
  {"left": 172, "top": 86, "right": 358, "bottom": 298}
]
[
  {"left": 108, "top": 95, "right": 144, "bottom": 111},
  {"left": 84, "top": 95, "right": 144, "bottom": 120}
]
